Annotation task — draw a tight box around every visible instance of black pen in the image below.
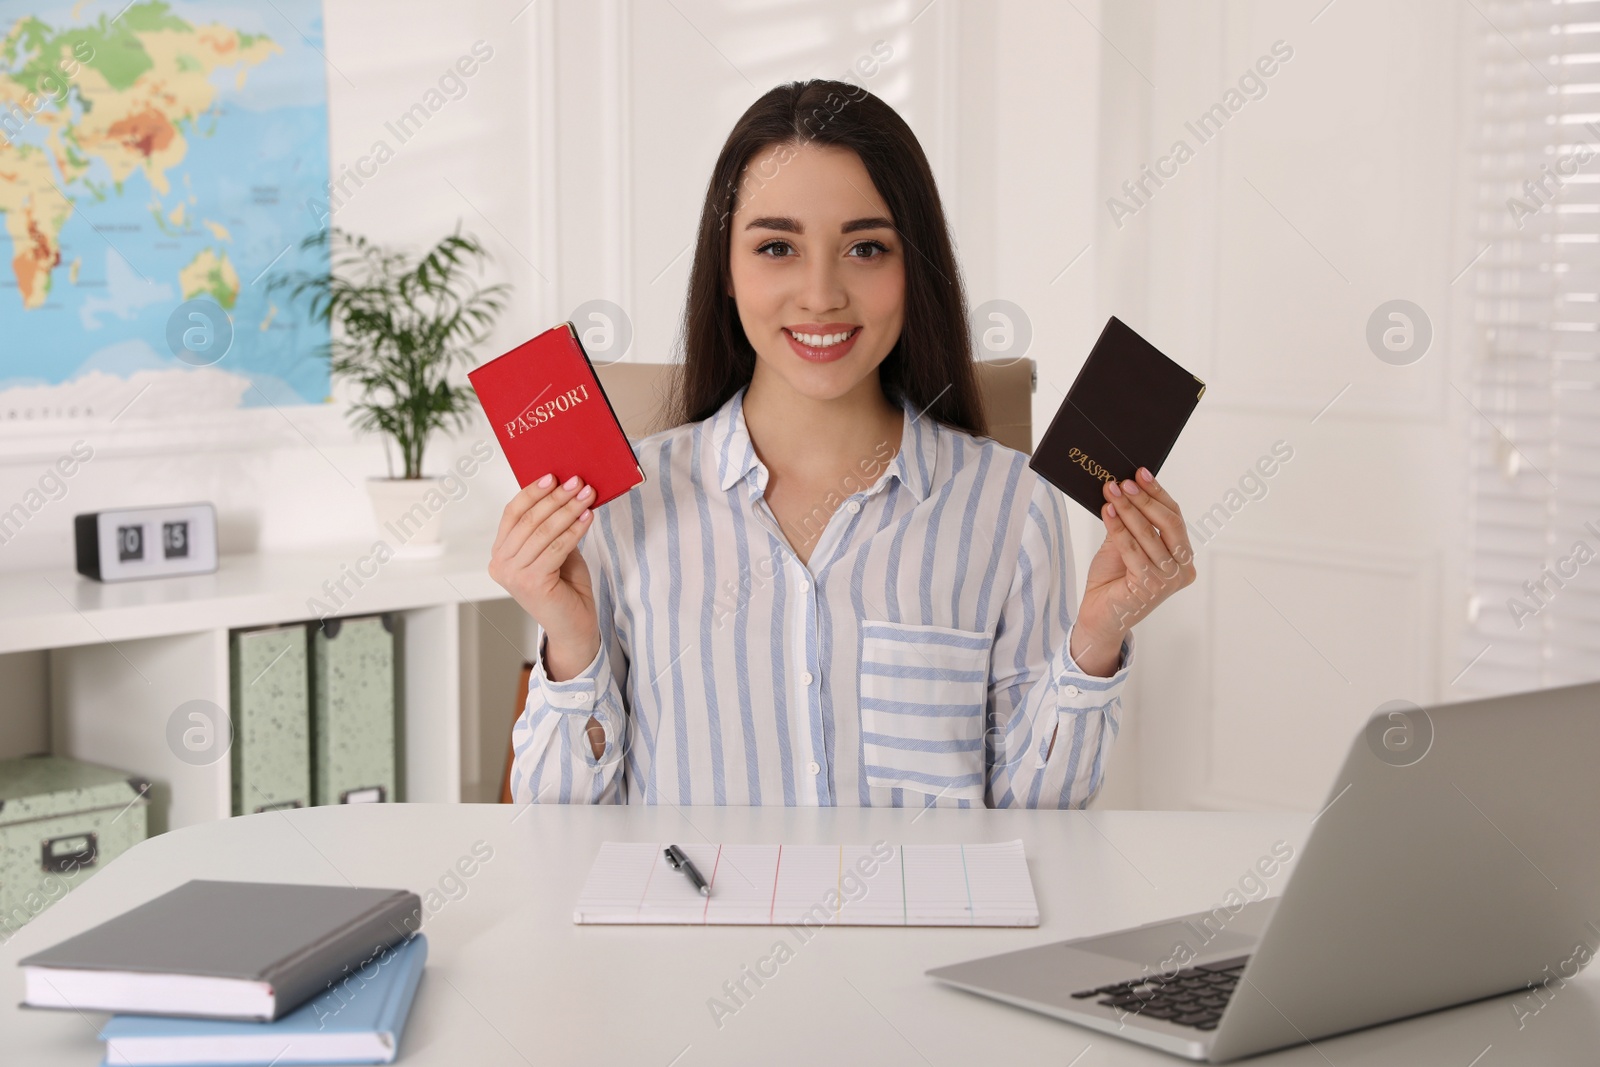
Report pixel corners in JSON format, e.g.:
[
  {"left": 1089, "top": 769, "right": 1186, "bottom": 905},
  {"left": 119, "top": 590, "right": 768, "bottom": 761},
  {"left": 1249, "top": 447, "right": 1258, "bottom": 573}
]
[{"left": 664, "top": 844, "right": 711, "bottom": 896}]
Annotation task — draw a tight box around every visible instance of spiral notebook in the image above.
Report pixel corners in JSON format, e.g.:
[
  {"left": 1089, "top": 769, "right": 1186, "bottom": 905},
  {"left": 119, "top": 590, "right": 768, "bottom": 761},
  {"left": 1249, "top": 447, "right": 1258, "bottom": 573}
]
[{"left": 573, "top": 841, "right": 1039, "bottom": 926}]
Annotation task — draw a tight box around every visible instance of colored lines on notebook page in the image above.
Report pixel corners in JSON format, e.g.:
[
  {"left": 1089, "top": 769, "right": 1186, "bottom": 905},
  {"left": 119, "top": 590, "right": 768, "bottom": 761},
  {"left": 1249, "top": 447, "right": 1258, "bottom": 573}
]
[{"left": 572, "top": 840, "right": 1039, "bottom": 926}]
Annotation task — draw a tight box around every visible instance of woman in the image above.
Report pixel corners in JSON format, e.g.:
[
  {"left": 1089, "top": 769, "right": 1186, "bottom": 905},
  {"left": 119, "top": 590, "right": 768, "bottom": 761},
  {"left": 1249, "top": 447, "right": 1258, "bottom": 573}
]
[{"left": 488, "top": 79, "right": 1195, "bottom": 808}]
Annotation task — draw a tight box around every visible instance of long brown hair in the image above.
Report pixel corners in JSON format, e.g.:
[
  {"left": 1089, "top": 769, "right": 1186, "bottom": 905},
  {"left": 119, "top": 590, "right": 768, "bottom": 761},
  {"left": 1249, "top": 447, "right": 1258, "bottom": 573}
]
[{"left": 658, "top": 78, "right": 987, "bottom": 439}]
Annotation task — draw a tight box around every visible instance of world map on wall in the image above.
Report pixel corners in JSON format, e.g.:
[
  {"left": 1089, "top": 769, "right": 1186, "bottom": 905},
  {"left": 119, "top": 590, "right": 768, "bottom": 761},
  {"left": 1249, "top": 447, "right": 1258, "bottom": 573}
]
[{"left": 0, "top": 0, "right": 331, "bottom": 421}]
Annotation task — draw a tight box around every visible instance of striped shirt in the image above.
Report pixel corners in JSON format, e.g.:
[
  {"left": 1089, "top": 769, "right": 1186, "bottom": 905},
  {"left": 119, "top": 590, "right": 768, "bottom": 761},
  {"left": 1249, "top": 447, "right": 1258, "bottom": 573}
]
[{"left": 508, "top": 382, "right": 1134, "bottom": 808}]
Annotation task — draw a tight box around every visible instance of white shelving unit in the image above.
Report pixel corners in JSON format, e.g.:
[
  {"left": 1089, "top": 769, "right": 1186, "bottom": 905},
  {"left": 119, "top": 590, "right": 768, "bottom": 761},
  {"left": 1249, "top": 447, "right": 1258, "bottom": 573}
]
[{"left": 0, "top": 545, "right": 534, "bottom": 834}]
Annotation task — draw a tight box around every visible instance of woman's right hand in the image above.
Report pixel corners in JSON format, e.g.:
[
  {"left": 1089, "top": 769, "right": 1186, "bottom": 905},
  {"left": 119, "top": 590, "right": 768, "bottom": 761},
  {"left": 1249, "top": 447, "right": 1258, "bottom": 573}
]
[{"left": 489, "top": 474, "right": 599, "bottom": 658}]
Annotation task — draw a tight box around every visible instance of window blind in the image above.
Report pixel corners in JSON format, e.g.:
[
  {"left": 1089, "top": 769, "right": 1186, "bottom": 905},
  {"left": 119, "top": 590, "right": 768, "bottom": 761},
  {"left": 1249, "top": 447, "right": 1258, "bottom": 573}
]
[{"left": 1463, "top": 0, "right": 1600, "bottom": 694}]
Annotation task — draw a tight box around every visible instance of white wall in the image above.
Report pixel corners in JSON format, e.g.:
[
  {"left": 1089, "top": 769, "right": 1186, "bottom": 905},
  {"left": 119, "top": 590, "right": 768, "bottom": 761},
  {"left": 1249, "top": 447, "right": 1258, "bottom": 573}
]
[
  {"left": 1097, "top": 0, "right": 1475, "bottom": 810},
  {"left": 0, "top": 1, "right": 1481, "bottom": 813}
]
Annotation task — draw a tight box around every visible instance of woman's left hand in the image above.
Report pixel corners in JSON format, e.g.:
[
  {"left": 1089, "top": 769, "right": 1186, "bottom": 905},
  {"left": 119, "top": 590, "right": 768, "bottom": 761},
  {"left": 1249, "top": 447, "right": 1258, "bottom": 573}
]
[{"left": 1069, "top": 466, "right": 1197, "bottom": 675}]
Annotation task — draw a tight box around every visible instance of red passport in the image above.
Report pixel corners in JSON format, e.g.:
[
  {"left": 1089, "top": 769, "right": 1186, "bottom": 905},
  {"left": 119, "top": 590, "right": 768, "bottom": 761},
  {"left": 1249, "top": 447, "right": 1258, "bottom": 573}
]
[{"left": 468, "top": 322, "right": 645, "bottom": 508}]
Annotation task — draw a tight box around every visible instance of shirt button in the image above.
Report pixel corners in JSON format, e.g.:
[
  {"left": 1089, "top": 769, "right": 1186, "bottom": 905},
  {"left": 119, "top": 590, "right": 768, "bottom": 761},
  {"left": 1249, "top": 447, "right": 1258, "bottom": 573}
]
[
  {"left": 846, "top": 500, "right": 861, "bottom": 514},
  {"left": 807, "top": 760, "right": 821, "bottom": 775},
  {"left": 801, "top": 671, "right": 814, "bottom": 685},
  {"left": 1064, "top": 684, "right": 1081, "bottom": 698}
]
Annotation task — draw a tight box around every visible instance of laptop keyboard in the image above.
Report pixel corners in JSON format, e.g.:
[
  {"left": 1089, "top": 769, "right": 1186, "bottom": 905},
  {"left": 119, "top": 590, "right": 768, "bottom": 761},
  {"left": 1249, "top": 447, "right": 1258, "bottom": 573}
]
[{"left": 1068, "top": 954, "right": 1251, "bottom": 1032}]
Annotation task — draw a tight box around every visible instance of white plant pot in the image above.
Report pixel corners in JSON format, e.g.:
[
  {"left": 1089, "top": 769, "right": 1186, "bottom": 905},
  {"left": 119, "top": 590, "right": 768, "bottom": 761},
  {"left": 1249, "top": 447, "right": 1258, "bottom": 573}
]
[{"left": 367, "top": 477, "right": 448, "bottom": 559}]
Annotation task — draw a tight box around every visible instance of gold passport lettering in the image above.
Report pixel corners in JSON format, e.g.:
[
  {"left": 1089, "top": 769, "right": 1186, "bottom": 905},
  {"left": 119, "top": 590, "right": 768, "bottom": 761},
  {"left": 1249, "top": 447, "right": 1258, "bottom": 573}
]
[
  {"left": 506, "top": 383, "right": 590, "bottom": 439},
  {"left": 1067, "top": 446, "right": 1115, "bottom": 483}
]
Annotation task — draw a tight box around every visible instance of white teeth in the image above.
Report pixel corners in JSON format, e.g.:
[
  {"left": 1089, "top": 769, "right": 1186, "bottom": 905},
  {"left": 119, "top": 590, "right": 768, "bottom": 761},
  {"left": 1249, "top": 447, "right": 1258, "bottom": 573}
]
[{"left": 790, "top": 328, "right": 855, "bottom": 347}]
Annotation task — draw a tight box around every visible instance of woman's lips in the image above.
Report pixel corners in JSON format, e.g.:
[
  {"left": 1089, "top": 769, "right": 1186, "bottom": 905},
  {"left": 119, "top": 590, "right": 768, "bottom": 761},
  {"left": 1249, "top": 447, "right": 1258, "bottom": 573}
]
[{"left": 784, "top": 326, "right": 861, "bottom": 363}]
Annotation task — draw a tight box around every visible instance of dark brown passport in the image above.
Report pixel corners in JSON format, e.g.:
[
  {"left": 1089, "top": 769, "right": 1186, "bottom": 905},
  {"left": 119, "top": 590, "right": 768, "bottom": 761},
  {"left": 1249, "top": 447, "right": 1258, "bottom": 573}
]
[{"left": 1029, "top": 316, "right": 1205, "bottom": 516}]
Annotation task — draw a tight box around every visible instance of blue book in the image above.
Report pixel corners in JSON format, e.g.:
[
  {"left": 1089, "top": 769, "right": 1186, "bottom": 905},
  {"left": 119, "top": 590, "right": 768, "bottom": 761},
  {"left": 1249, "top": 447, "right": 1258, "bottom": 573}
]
[{"left": 98, "top": 934, "right": 426, "bottom": 1066}]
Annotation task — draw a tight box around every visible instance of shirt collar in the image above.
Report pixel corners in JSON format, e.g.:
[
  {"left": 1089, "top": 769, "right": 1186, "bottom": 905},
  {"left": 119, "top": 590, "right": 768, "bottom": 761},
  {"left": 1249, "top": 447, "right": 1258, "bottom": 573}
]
[{"left": 709, "top": 383, "right": 938, "bottom": 502}]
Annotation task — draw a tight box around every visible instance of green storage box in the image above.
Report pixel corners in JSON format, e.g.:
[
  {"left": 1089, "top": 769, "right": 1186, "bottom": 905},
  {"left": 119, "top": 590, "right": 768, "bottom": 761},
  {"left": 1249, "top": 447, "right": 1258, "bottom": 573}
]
[
  {"left": 312, "top": 614, "right": 398, "bottom": 805},
  {"left": 230, "top": 623, "right": 312, "bottom": 816},
  {"left": 0, "top": 755, "right": 149, "bottom": 936}
]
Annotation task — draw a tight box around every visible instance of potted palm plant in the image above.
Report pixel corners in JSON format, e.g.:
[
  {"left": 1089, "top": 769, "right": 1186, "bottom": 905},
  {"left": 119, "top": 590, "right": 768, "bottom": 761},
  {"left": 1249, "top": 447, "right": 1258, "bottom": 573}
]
[{"left": 275, "top": 226, "right": 507, "bottom": 557}]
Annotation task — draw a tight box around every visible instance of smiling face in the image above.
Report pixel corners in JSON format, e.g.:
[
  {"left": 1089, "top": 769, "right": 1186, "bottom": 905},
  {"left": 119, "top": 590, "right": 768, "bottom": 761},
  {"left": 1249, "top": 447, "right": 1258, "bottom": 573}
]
[{"left": 726, "top": 140, "right": 906, "bottom": 404}]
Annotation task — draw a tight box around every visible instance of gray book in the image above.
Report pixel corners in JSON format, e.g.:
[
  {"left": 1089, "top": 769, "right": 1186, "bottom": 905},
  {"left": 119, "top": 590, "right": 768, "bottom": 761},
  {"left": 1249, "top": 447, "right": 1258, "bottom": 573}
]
[{"left": 19, "top": 879, "right": 422, "bottom": 1021}]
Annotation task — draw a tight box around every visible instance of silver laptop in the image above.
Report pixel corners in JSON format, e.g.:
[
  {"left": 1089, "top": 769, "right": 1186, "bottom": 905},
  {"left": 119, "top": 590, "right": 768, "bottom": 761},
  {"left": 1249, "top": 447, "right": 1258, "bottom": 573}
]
[{"left": 928, "top": 679, "right": 1600, "bottom": 1062}]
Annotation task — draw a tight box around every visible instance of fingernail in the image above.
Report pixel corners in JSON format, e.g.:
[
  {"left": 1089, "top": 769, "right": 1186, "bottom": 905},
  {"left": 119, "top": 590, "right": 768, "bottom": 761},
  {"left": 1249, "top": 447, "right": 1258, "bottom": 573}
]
[
  {"left": 1107, "top": 480, "right": 1122, "bottom": 497},
  {"left": 577, "top": 485, "right": 594, "bottom": 500},
  {"left": 537, "top": 473, "right": 554, "bottom": 488},
  {"left": 1106, "top": 502, "right": 1117, "bottom": 518},
  {"left": 579, "top": 508, "right": 592, "bottom": 522},
  {"left": 1123, "top": 479, "right": 1140, "bottom": 495},
  {"left": 563, "top": 475, "right": 580, "bottom": 491},
  {"left": 1138, "top": 467, "right": 1153, "bottom": 483}
]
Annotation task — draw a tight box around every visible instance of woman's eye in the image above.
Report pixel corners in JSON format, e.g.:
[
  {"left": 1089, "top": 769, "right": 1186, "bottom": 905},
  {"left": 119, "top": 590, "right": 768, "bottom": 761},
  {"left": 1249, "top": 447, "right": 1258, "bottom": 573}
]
[{"left": 754, "top": 240, "right": 890, "bottom": 259}]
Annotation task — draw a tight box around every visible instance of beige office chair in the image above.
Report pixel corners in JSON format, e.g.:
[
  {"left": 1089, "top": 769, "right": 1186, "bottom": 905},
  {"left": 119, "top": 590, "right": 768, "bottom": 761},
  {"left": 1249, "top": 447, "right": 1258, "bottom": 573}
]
[{"left": 498, "top": 358, "right": 1037, "bottom": 802}]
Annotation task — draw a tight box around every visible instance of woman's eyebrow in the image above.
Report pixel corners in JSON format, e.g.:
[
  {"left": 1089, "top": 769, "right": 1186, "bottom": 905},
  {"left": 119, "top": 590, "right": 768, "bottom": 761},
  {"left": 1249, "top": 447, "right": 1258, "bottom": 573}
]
[{"left": 743, "top": 215, "right": 895, "bottom": 234}]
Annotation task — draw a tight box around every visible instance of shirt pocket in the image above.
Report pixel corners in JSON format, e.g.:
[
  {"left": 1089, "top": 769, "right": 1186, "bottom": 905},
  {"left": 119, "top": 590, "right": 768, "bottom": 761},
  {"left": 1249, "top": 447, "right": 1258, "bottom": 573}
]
[{"left": 858, "top": 620, "right": 991, "bottom": 802}]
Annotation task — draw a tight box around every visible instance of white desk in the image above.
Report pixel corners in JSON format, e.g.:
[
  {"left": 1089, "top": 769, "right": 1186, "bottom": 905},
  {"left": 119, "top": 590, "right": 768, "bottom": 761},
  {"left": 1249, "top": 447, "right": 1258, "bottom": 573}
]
[{"left": 4, "top": 805, "right": 1596, "bottom": 1065}]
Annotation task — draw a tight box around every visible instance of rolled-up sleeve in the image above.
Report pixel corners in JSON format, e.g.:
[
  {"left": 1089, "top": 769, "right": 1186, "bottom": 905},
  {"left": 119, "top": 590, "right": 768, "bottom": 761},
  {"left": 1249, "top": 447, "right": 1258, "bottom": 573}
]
[
  {"left": 986, "top": 476, "right": 1133, "bottom": 809},
  {"left": 507, "top": 527, "right": 631, "bottom": 805}
]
